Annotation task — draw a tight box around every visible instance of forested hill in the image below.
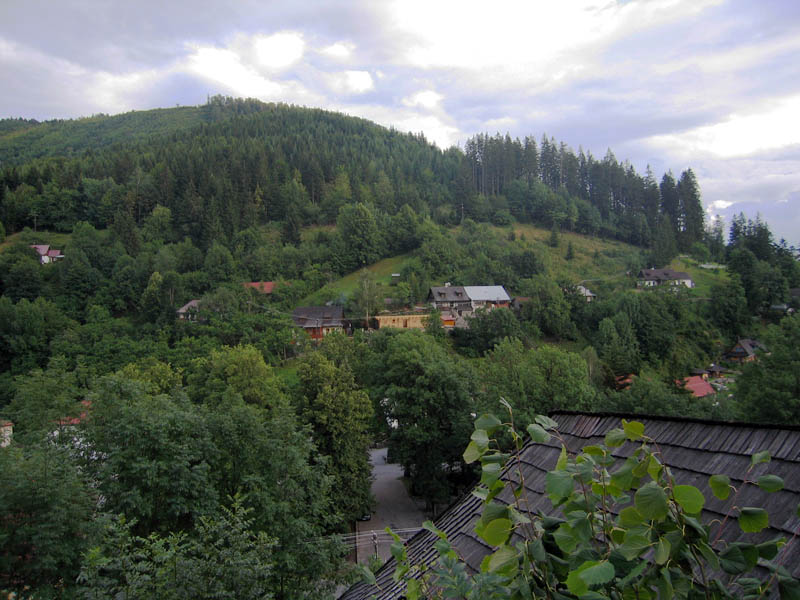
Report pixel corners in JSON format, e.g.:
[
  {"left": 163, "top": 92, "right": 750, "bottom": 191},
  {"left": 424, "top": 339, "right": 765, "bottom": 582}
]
[{"left": 1, "top": 96, "right": 702, "bottom": 254}]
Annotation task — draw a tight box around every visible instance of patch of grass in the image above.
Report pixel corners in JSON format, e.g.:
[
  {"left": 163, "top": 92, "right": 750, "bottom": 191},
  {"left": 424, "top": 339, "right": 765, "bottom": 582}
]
[
  {"left": 0, "top": 230, "right": 73, "bottom": 253},
  {"left": 299, "top": 254, "right": 413, "bottom": 306},
  {"left": 506, "top": 224, "right": 643, "bottom": 289},
  {"left": 669, "top": 256, "right": 729, "bottom": 298}
]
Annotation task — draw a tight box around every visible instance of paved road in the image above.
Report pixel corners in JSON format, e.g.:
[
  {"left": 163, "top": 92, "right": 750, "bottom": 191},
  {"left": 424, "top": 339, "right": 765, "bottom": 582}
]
[{"left": 355, "top": 447, "right": 425, "bottom": 563}]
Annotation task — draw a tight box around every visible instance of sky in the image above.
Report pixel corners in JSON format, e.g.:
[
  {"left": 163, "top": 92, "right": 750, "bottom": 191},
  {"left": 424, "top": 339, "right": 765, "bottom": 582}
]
[{"left": 1, "top": 0, "right": 799, "bottom": 244}]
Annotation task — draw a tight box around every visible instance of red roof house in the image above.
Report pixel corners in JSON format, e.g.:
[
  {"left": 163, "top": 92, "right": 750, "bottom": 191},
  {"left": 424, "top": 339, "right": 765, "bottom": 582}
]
[{"left": 680, "top": 375, "right": 715, "bottom": 398}]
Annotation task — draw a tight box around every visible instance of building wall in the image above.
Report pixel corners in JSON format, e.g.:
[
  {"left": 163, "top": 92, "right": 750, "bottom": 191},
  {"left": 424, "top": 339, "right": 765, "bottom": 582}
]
[{"left": 375, "top": 314, "right": 429, "bottom": 330}]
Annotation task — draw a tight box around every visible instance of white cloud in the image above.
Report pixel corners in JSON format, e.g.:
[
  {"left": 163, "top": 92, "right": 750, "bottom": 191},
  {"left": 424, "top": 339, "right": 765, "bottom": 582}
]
[
  {"left": 327, "top": 70, "right": 374, "bottom": 95},
  {"left": 253, "top": 32, "right": 305, "bottom": 71},
  {"left": 647, "top": 95, "right": 800, "bottom": 158},
  {"left": 320, "top": 41, "right": 354, "bottom": 60},
  {"left": 402, "top": 90, "right": 443, "bottom": 109},
  {"left": 384, "top": 0, "right": 721, "bottom": 80},
  {"left": 186, "top": 45, "right": 285, "bottom": 98}
]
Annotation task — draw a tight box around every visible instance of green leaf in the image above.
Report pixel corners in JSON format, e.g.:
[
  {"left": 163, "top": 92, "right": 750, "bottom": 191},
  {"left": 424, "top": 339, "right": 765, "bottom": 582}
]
[
  {"left": 566, "top": 570, "right": 589, "bottom": 596},
  {"left": 475, "top": 413, "right": 503, "bottom": 434},
  {"left": 553, "top": 523, "right": 579, "bottom": 553},
  {"left": 463, "top": 440, "right": 481, "bottom": 464},
  {"left": 751, "top": 450, "right": 771, "bottom": 465},
  {"left": 619, "top": 506, "right": 645, "bottom": 527},
  {"left": 738, "top": 507, "right": 769, "bottom": 533},
  {"left": 708, "top": 474, "right": 731, "bottom": 500},
  {"left": 673, "top": 485, "right": 705, "bottom": 514},
  {"left": 471, "top": 428, "right": 489, "bottom": 448},
  {"left": 535, "top": 415, "right": 559, "bottom": 430},
  {"left": 486, "top": 544, "right": 518, "bottom": 576},
  {"left": 358, "top": 564, "right": 377, "bottom": 586},
  {"left": 527, "top": 423, "right": 550, "bottom": 443},
  {"left": 605, "top": 428, "right": 626, "bottom": 447},
  {"left": 422, "top": 520, "right": 447, "bottom": 540},
  {"left": 719, "top": 545, "right": 749, "bottom": 574},
  {"left": 546, "top": 470, "right": 574, "bottom": 502},
  {"left": 654, "top": 537, "right": 671, "bottom": 565},
  {"left": 623, "top": 419, "right": 645, "bottom": 441},
  {"left": 583, "top": 445, "right": 605, "bottom": 456},
  {"left": 696, "top": 540, "right": 720, "bottom": 571},
  {"left": 406, "top": 578, "right": 421, "bottom": 600},
  {"left": 556, "top": 444, "right": 568, "bottom": 470},
  {"left": 480, "top": 462, "right": 501, "bottom": 487},
  {"left": 757, "top": 474, "right": 784, "bottom": 493},
  {"left": 779, "top": 577, "right": 800, "bottom": 600},
  {"left": 647, "top": 454, "right": 663, "bottom": 481},
  {"left": 634, "top": 482, "right": 669, "bottom": 520},
  {"left": 619, "top": 532, "right": 651, "bottom": 560},
  {"left": 756, "top": 539, "right": 780, "bottom": 560},
  {"left": 580, "top": 560, "right": 615, "bottom": 585},
  {"left": 480, "top": 518, "right": 513, "bottom": 546}
]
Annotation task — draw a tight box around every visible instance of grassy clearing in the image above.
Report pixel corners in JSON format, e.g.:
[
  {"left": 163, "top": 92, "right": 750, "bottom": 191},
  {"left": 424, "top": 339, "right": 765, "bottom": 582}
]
[
  {"left": 0, "top": 230, "right": 73, "bottom": 253},
  {"left": 504, "top": 224, "right": 644, "bottom": 290},
  {"left": 299, "top": 254, "right": 413, "bottom": 305},
  {"left": 668, "top": 256, "right": 729, "bottom": 298}
]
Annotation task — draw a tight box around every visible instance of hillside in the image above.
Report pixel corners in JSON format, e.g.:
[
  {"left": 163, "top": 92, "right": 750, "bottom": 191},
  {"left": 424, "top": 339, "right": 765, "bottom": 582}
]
[{"left": 0, "top": 106, "right": 208, "bottom": 164}]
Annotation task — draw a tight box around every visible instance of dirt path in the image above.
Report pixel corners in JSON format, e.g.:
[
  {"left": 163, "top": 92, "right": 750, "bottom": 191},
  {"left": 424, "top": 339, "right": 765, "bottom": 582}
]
[{"left": 355, "top": 447, "right": 425, "bottom": 563}]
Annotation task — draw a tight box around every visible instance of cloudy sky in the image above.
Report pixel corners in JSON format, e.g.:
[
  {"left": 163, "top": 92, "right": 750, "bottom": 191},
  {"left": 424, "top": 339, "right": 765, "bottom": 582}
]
[{"left": 1, "top": 0, "right": 799, "bottom": 243}]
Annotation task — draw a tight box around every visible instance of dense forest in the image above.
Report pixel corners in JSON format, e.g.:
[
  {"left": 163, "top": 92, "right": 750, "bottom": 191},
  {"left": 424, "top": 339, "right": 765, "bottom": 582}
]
[{"left": 1, "top": 96, "right": 799, "bottom": 598}]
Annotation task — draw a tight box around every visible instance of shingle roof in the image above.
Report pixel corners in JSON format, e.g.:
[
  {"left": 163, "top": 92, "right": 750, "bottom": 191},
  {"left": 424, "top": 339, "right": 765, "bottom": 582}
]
[
  {"left": 341, "top": 411, "right": 800, "bottom": 599},
  {"left": 428, "top": 286, "right": 469, "bottom": 303},
  {"left": 292, "top": 306, "right": 344, "bottom": 328}
]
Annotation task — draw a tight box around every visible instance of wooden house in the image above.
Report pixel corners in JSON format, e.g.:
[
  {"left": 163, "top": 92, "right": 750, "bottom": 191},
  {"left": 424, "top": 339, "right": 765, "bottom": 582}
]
[{"left": 292, "top": 306, "right": 344, "bottom": 341}]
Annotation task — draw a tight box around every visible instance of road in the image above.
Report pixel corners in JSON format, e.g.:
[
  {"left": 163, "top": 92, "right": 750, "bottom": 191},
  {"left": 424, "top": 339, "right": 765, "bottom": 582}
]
[{"left": 355, "top": 447, "right": 425, "bottom": 563}]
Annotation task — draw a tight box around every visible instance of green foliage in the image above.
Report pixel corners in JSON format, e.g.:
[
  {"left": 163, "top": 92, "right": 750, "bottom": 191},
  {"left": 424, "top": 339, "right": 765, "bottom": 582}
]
[
  {"left": 80, "top": 376, "right": 219, "bottom": 535},
  {"left": 737, "top": 313, "right": 800, "bottom": 424},
  {"left": 79, "top": 499, "right": 277, "bottom": 600},
  {"left": 297, "top": 352, "right": 373, "bottom": 521},
  {"left": 365, "top": 410, "right": 797, "bottom": 599},
  {"left": 0, "top": 443, "right": 96, "bottom": 590},
  {"left": 479, "top": 338, "right": 595, "bottom": 427},
  {"left": 186, "top": 343, "right": 287, "bottom": 411},
  {"left": 455, "top": 308, "right": 522, "bottom": 355},
  {"left": 371, "top": 331, "right": 477, "bottom": 507}
]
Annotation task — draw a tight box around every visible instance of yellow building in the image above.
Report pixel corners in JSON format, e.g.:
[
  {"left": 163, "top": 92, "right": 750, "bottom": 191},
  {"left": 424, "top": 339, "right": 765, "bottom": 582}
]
[{"left": 374, "top": 313, "right": 429, "bottom": 330}]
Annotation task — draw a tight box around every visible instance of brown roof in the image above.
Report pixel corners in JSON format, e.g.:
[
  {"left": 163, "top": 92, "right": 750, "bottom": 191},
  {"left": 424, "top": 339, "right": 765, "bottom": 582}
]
[
  {"left": 341, "top": 411, "right": 800, "bottom": 599},
  {"left": 292, "top": 306, "right": 344, "bottom": 328}
]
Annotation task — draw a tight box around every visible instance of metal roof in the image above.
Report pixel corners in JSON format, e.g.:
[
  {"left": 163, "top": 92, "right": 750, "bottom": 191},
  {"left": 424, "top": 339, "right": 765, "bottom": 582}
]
[{"left": 462, "top": 286, "right": 511, "bottom": 302}]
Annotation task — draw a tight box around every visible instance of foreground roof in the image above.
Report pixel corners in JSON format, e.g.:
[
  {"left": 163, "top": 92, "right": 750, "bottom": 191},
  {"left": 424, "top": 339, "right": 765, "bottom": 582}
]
[{"left": 341, "top": 411, "right": 800, "bottom": 599}]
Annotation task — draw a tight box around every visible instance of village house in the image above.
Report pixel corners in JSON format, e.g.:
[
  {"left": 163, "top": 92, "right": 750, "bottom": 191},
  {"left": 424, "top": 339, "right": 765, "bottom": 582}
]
[
  {"left": 292, "top": 306, "right": 344, "bottom": 341},
  {"left": 176, "top": 299, "right": 201, "bottom": 320},
  {"left": 679, "top": 375, "right": 715, "bottom": 398},
  {"left": 575, "top": 285, "right": 596, "bottom": 302},
  {"left": 1, "top": 421, "right": 12, "bottom": 447},
  {"left": 725, "top": 338, "right": 768, "bottom": 363},
  {"left": 637, "top": 268, "right": 694, "bottom": 288},
  {"left": 30, "top": 244, "right": 64, "bottom": 264},
  {"left": 428, "top": 284, "right": 511, "bottom": 315},
  {"left": 341, "top": 411, "right": 800, "bottom": 599}
]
